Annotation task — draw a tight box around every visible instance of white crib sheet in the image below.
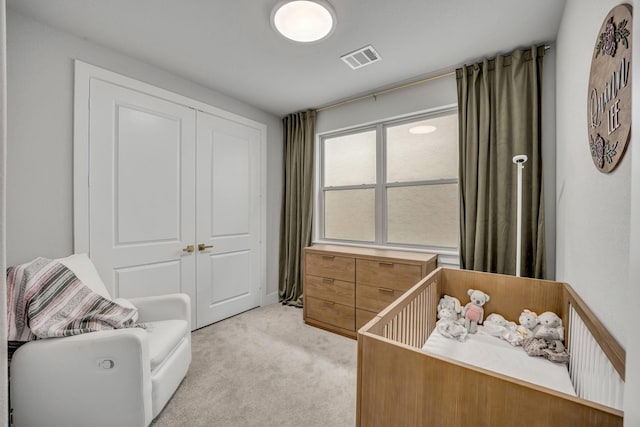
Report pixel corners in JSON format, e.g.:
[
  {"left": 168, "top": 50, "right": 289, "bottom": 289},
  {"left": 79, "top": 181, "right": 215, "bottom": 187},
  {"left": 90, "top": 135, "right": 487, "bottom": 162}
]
[{"left": 421, "top": 329, "right": 576, "bottom": 396}]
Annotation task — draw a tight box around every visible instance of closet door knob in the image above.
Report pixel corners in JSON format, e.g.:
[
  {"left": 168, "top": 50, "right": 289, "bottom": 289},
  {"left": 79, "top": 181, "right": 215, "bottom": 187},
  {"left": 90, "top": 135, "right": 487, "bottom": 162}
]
[
  {"left": 182, "top": 245, "right": 195, "bottom": 253},
  {"left": 198, "top": 243, "right": 213, "bottom": 251}
]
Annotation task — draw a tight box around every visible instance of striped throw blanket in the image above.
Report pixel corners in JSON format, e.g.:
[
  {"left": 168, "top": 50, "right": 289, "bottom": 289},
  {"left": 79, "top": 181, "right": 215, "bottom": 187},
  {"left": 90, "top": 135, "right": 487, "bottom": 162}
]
[{"left": 7, "top": 257, "right": 139, "bottom": 341}]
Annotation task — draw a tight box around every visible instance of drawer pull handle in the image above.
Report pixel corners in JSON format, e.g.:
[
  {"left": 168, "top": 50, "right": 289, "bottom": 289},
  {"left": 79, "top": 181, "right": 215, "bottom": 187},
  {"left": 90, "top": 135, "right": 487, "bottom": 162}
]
[
  {"left": 322, "top": 278, "right": 335, "bottom": 284},
  {"left": 324, "top": 301, "right": 335, "bottom": 306},
  {"left": 322, "top": 255, "right": 335, "bottom": 260},
  {"left": 378, "top": 262, "right": 394, "bottom": 267},
  {"left": 378, "top": 287, "right": 394, "bottom": 294}
]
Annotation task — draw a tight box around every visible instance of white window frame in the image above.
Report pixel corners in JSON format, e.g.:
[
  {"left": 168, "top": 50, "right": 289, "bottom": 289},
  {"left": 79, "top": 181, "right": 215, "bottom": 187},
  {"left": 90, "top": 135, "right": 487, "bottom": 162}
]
[{"left": 314, "top": 105, "right": 460, "bottom": 265}]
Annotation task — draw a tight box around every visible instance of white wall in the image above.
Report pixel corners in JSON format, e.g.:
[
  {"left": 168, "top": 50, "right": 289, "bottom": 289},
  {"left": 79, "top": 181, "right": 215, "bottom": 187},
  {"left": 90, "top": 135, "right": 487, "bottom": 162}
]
[
  {"left": 6, "top": 9, "right": 283, "bottom": 297},
  {"left": 317, "top": 49, "right": 557, "bottom": 276},
  {"left": 555, "top": 0, "right": 630, "bottom": 346},
  {"left": 0, "top": 1, "right": 8, "bottom": 425},
  {"left": 556, "top": 1, "right": 640, "bottom": 423},
  {"left": 625, "top": 1, "right": 640, "bottom": 424}
]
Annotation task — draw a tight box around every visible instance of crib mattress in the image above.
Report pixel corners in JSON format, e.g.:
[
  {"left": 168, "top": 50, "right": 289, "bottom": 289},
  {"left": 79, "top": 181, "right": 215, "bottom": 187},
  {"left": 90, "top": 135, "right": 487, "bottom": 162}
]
[{"left": 421, "top": 329, "right": 576, "bottom": 396}]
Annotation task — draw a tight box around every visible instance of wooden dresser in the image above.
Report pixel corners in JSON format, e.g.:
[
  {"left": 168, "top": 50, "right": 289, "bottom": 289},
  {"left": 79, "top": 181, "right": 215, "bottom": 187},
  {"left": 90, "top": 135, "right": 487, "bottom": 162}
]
[{"left": 303, "top": 244, "right": 437, "bottom": 338}]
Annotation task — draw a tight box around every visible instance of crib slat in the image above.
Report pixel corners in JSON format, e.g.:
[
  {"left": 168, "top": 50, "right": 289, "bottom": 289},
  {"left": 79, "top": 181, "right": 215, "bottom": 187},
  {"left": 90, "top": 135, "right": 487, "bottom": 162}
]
[
  {"left": 379, "top": 278, "right": 435, "bottom": 347},
  {"left": 567, "top": 304, "right": 624, "bottom": 410}
]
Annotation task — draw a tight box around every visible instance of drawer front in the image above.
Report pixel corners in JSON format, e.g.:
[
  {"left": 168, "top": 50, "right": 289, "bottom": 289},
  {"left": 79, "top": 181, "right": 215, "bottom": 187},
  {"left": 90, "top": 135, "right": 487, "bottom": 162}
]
[
  {"left": 356, "top": 283, "right": 405, "bottom": 313},
  {"left": 306, "top": 296, "right": 354, "bottom": 331},
  {"left": 356, "top": 259, "right": 422, "bottom": 290},
  {"left": 305, "top": 275, "right": 354, "bottom": 307},
  {"left": 306, "top": 253, "right": 355, "bottom": 282},
  {"left": 356, "top": 308, "right": 377, "bottom": 331}
]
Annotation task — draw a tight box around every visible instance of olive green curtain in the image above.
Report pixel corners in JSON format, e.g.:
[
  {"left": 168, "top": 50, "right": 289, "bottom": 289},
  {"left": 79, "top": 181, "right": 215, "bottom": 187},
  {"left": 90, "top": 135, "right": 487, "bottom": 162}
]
[
  {"left": 279, "top": 110, "right": 316, "bottom": 306},
  {"left": 457, "top": 46, "right": 546, "bottom": 278}
]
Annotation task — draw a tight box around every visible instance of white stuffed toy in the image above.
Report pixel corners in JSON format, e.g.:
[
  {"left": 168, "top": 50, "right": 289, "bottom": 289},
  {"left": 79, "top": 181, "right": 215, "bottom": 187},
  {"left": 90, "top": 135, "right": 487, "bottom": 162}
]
[
  {"left": 462, "top": 289, "right": 490, "bottom": 334},
  {"left": 518, "top": 309, "right": 539, "bottom": 333},
  {"left": 534, "top": 311, "right": 564, "bottom": 341},
  {"left": 534, "top": 311, "right": 566, "bottom": 351},
  {"left": 481, "top": 313, "right": 516, "bottom": 337},
  {"left": 437, "top": 295, "right": 463, "bottom": 321},
  {"left": 524, "top": 311, "right": 569, "bottom": 363},
  {"left": 436, "top": 307, "right": 468, "bottom": 341},
  {"left": 502, "top": 309, "right": 538, "bottom": 346}
]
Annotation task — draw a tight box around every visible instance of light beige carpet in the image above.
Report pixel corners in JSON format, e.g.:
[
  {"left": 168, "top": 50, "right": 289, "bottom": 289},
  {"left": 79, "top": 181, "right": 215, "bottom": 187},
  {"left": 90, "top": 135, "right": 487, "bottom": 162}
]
[{"left": 152, "top": 303, "right": 357, "bottom": 427}]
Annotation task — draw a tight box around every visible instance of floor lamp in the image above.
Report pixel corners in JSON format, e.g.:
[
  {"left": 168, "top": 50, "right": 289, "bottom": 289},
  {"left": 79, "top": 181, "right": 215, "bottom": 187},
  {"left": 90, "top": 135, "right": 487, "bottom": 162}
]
[{"left": 513, "top": 154, "right": 528, "bottom": 277}]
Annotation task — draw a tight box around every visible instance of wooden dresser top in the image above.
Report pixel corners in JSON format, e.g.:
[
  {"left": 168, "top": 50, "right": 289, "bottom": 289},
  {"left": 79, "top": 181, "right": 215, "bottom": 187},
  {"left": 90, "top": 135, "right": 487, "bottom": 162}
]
[{"left": 304, "top": 244, "right": 437, "bottom": 264}]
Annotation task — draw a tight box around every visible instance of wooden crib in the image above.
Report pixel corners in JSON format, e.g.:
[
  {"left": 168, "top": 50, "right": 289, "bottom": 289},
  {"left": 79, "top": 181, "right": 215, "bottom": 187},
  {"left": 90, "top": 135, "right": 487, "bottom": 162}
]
[{"left": 357, "top": 268, "right": 625, "bottom": 426}]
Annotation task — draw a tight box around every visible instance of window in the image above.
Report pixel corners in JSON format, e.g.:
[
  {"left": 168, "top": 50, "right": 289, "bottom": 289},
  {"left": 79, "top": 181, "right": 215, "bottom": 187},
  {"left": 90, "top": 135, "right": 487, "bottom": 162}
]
[{"left": 319, "top": 108, "right": 459, "bottom": 251}]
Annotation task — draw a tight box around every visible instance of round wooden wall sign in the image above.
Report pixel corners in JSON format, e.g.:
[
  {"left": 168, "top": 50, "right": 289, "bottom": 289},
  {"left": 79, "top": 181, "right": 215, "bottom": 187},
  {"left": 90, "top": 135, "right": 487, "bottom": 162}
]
[{"left": 587, "top": 4, "right": 632, "bottom": 173}]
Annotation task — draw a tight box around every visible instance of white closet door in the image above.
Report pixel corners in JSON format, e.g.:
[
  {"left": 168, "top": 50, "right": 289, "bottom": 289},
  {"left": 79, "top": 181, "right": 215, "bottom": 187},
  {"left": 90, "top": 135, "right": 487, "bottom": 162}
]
[
  {"left": 195, "top": 111, "right": 261, "bottom": 328},
  {"left": 89, "top": 79, "right": 197, "bottom": 326}
]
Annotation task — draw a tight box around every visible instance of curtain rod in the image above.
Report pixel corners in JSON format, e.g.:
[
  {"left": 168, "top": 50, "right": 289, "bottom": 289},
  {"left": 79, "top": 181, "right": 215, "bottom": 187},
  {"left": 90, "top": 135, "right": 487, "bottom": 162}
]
[
  {"left": 316, "top": 71, "right": 455, "bottom": 112},
  {"left": 316, "top": 44, "right": 550, "bottom": 112}
]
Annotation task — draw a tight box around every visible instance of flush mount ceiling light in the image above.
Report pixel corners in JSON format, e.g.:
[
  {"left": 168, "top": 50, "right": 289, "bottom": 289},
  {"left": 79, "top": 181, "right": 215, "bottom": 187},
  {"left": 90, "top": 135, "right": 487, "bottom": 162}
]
[
  {"left": 271, "top": 0, "right": 336, "bottom": 43},
  {"left": 409, "top": 125, "right": 437, "bottom": 135}
]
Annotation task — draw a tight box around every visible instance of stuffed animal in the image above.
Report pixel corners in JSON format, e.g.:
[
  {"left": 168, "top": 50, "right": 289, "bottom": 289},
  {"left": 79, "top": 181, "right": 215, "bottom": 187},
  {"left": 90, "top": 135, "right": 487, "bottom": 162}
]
[
  {"left": 543, "top": 341, "right": 570, "bottom": 363},
  {"left": 462, "top": 289, "right": 490, "bottom": 334},
  {"left": 518, "top": 309, "right": 539, "bottom": 333},
  {"left": 534, "top": 311, "right": 568, "bottom": 360},
  {"left": 524, "top": 311, "right": 569, "bottom": 363},
  {"left": 436, "top": 308, "right": 468, "bottom": 341},
  {"left": 437, "top": 295, "right": 463, "bottom": 320},
  {"left": 481, "top": 313, "right": 516, "bottom": 337},
  {"left": 522, "top": 336, "right": 548, "bottom": 357},
  {"left": 499, "top": 309, "right": 537, "bottom": 346},
  {"left": 534, "top": 311, "right": 565, "bottom": 341}
]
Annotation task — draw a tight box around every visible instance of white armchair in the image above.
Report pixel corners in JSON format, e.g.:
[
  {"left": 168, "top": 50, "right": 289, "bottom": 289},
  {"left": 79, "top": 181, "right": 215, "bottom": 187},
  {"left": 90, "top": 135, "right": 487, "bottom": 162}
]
[{"left": 9, "top": 255, "right": 192, "bottom": 427}]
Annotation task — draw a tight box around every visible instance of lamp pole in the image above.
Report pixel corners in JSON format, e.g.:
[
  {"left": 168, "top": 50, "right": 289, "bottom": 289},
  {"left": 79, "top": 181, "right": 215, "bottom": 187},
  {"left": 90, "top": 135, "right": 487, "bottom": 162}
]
[{"left": 513, "top": 154, "right": 528, "bottom": 277}]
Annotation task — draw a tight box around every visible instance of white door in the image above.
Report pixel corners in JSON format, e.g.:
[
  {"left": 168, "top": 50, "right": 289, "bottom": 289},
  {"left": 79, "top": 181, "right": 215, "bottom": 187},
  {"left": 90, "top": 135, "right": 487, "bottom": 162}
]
[
  {"left": 195, "top": 111, "right": 261, "bottom": 328},
  {"left": 89, "top": 79, "right": 197, "bottom": 326}
]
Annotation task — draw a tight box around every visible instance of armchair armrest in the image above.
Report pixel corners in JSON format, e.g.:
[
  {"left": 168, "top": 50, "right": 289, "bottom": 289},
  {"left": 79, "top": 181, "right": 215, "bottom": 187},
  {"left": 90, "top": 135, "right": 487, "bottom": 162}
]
[
  {"left": 127, "top": 293, "right": 191, "bottom": 330},
  {"left": 10, "top": 328, "right": 152, "bottom": 427}
]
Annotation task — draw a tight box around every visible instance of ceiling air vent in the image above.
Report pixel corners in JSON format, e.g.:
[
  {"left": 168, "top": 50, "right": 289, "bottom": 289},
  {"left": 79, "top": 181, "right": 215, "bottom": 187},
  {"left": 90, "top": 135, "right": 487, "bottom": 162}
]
[{"left": 340, "top": 45, "right": 381, "bottom": 70}]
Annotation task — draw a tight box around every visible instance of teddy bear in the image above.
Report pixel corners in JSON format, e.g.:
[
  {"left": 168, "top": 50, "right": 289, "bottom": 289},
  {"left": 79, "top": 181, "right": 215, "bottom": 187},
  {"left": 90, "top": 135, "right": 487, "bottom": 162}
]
[
  {"left": 437, "top": 295, "right": 462, "bottom": 321},
  {"left": 534, "top": 311, "right": 568, "bottom": 360},
  {"left": 534, "top": 311, "right": 565, "bottom": 342},
  {"left": 461, "top": 289, "right": 490, "bottom": 334},
  {"left": 516, "top": 309, "right": 539, "bottom": 339},
  {"left": 523, "top": 311, "right": 569, "bottom": 363},
  {"left": 480, "top": 313, "right": 516, "bottom": 337},
  {"left": 436, "top": 307, "right": 468, "bottom": 341},
  {"left": 501, "top": 309, "right": 537, "bottom": 346}
]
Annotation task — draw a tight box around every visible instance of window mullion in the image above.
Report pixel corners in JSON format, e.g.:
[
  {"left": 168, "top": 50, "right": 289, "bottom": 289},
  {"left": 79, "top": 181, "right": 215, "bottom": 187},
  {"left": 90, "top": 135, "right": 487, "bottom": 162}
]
[
  {"left": 385, "top": 178, "right": 459, "bottom": 188},
  {"left": 376, "top": 123, "right": 385, "bottom": 245},
  {"left": 317, "top": 137, "right": 325, "bottom": 241}
]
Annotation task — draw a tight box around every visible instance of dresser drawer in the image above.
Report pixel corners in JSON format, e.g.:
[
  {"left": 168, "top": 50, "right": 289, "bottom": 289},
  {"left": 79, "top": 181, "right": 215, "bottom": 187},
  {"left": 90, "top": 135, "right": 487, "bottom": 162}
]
[
  {"left": 356, "top": 259, "right": 422, "bottom": 290},
  {"left": 356, "top": 283, "right": 406, "bottom": 313},
  {"left": 305, "top": 275, "right": 354, "bottom": 307},
  {"left": 306, "top": 296, "right": 354, "bottom": 331},
  {"left": 306, "top": 253, "right": 355, "bottom": 282},
  {"left": 356, "top": 308, "right": 377, "bottom": 331}
]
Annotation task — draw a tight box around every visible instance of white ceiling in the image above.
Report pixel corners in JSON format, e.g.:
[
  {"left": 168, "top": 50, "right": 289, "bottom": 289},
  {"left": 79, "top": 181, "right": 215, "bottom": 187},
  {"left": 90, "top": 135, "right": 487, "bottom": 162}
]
[{"left": 7, "top": 0, "right": 567, "bottom": 117}]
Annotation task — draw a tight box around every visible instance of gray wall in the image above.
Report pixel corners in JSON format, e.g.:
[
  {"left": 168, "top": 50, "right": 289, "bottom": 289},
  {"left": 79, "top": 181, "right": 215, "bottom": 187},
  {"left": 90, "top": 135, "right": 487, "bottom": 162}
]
[
  {"left": 555, "top": 0, "right": 629, "bottom": 346},
  {"left": 316, "top": 49, "right": 557, "bottom": 277},
  {"left": 626, "top": 1, "right": 640, "bottom": 424},
  {"left": 555, "top": 1, "right": 640, "bottom": 423},
  {"left": 6, "top": 9, "right": 283, "bottom": 298},
  {"left": 0, "top": 1, "right": 8, "bottom": 424}
]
